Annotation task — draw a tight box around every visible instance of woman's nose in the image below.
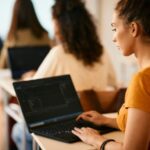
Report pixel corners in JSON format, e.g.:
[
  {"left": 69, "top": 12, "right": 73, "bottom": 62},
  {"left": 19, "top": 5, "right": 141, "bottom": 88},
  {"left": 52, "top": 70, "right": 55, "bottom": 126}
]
[{"left": 112, "top": 35, "right": 116, "bottom": 43}]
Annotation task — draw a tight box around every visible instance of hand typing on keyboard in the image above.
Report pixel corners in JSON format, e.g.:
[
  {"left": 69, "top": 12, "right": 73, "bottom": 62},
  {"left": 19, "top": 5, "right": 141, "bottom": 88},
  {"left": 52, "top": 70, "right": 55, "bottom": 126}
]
[
  {"left": 76, "top": 111, "right": 107, "bottom": 126},
  {"left": 75, "top": 118, "right": 118, "bottom": 134},
  {"left": 76, "top": 118, "right": 101, "bottom": 130}
]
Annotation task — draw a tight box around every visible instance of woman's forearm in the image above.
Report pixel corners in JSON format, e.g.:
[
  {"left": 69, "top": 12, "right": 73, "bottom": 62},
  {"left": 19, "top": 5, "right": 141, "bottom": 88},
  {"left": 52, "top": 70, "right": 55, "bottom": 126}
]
[{"left": 103, "top": 117, "right": 119, "bottom": 129}]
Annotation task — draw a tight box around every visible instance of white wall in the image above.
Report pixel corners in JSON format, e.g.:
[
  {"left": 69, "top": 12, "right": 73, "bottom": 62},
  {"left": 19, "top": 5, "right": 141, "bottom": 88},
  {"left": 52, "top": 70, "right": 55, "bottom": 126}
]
[
  {"left": 0, "top": 0, "right": 54, "bottom": 40},
  {"left": 0, "top": 0, "right": 15, "bottom": 39}
]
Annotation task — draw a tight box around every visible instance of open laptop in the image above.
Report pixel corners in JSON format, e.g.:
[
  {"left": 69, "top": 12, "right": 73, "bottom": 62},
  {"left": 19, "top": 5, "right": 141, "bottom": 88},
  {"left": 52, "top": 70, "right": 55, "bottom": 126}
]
[
  {"left": 13, "top": 75, "right": 117, "bottom": 143},
  {"left": 7, "top": 45, "right": 50, "bottom": 79}
]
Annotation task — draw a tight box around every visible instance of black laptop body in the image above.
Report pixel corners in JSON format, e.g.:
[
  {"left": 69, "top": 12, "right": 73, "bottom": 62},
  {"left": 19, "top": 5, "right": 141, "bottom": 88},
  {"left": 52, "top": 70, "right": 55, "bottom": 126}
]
[
  {"left": 8, "top": 45, "right": 50, "bottom": 79},
  {"left": 13, "top": 75, "right": 118, "bottom": 143}
]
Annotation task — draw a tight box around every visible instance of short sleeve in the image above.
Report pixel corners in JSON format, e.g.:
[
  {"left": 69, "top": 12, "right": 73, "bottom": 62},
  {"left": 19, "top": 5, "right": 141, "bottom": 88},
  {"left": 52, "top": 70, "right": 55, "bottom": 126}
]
[
  {"left": 116, "top": 103, "right": 128, "bottom": 131},
  {"left": 125, "top": 70, "right": 150, "bottom": 113}
]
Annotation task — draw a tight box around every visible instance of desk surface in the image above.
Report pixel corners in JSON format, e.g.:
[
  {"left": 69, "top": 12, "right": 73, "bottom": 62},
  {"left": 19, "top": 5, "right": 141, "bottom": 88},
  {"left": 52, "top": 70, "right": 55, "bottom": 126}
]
[
  {"left": 32, "top": 131, "right": 124, "bottom": 150},
  {"left": 32, "top": 113, "right": 124, "bottom": 150}
]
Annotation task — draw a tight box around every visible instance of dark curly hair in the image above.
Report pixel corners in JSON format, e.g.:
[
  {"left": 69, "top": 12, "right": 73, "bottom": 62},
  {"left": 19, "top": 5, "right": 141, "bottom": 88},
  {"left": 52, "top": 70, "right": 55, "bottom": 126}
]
[
  {"left": 115, "top": 0, "right": 150, "bottom": 38},
  {"left": 52, "top": 0, "right": 103, "bottom": 66},
  {"left": 8, "top": 0, "right": 47, "bottom": 40}
]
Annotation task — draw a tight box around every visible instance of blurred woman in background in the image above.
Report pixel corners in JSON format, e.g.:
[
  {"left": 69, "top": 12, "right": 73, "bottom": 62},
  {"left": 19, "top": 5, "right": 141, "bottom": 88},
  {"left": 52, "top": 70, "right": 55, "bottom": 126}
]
[
  {"left": 33, "top": 0, "right": 117, "bottom": 91},
  {"left": 0, "top": 0, "right": 50, "bottom": 69}
]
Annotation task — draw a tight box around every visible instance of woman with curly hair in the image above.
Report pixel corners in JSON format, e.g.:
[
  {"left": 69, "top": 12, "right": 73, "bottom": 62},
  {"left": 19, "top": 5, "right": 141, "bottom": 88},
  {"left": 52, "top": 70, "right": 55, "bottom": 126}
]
[{"left": 33, "top": 0, "right": 117, "bottom": 91}]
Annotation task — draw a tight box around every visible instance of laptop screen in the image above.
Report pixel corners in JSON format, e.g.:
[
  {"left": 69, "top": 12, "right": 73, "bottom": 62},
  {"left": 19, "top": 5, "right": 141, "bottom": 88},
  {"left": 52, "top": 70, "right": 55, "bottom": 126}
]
[
  {"left": 8, "top": 45, "right": 50, "bottom": 79},
  {"left": 13, "top": 75, "right": 83, "bottom": 127}
]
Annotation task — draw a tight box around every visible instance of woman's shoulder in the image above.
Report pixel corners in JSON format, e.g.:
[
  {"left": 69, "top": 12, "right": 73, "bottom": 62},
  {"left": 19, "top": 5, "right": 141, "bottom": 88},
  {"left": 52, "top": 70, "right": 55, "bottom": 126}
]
[
  {"left": 129, "top": 67, "right": 150, "bottom": 88},
  {"left": 139, "top": 67, "right": 150, "bottom": 76},
  {"left": 125, "top": 67, "right": 150, "bottom": 112},
  {"left": 51, "top": 44, "right": 64, "bottom": 51},
  {"left": 138, "top": 67, "right": 150, "bottom": 89},
  {"left": 2, "top": 38, "right": 15, "bottom": 47},
  {"left": 49, "top": 44, "right": 64, "bottom": 57},
  {"left": 134, "top": 67, "right": 150, "bottom": 83},
  {"left": 14, "top": 29, "right": 50, "bottom": 45},
  {"left": 16, "top": 29, "right": 32, "bottom": 36}
]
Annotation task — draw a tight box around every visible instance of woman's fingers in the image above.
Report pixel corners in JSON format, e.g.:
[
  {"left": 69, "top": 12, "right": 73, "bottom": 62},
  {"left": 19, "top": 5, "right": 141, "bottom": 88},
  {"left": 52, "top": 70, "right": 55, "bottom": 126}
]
[
  {"left": 72, "top": 127, "right": 85, "bottom": 139},
  {"left": 72, "top": 127, "right": 101, "bottom": 145},
  {"left": 77, "top": 111, "right": 96, "bottom": 120},
  {"left": 72, "top": 127, "right": 97, "bottom": 135}
]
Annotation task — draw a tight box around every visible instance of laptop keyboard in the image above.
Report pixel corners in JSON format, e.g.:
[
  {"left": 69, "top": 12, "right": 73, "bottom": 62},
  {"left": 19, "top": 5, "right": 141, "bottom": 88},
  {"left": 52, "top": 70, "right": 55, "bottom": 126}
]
[
  {"left": 33, "top": 119, "right": 80, "bottom": 142},
  {"left": 32, "top": 118, "right": 117, "bottom": 143}
]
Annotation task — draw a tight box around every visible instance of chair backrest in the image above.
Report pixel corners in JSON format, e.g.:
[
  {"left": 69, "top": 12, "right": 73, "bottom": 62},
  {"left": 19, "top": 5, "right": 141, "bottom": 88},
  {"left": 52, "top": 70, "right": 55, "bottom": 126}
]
[
  {"left": 110, "top": 88, "right": 126, "bottom": 112},
  {"left": 78, "top": 88, "right": 126, "bottom": 113}
]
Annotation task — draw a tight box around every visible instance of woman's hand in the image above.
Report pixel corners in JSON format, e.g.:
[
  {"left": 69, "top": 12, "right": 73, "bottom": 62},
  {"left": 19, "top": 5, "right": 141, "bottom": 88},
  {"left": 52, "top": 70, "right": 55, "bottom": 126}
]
[
  {"left": 72, "top": 127, "right": 105, "bottom": 149},
  {"left": 77, "top": 110, "right": 108, "bottom": 126},
  {"left": 21, "top": 70, "right": 36, "bottom": 80}
]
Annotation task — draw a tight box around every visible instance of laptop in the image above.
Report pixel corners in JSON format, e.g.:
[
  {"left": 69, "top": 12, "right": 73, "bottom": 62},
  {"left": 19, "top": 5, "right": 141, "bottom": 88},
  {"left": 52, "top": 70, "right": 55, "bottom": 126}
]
[
  {"left": 13, "top": 75, "right": 117, "bottom": 143},
  {"left": 7, "top": 45, "right": 50, "bottom": 79}
]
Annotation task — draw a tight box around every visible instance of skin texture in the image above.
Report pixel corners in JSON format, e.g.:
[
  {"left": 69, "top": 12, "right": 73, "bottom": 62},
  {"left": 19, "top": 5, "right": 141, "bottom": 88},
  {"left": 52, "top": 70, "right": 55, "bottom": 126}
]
[
  {"left": 72, "top": 11, "right": 150, "bottom": 150},
  {"left": 111, "top": 12, "right": 136, "bottom": 56},
  {"left": 76, "top": 111, "right": 118, "bottom": 128}
]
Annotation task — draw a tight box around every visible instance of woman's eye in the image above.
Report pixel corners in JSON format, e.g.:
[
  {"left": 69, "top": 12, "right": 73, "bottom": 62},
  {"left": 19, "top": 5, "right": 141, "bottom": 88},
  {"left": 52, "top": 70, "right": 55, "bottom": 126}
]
[{"left": 112, "top": 28, "right": 116, "bottom": 32}]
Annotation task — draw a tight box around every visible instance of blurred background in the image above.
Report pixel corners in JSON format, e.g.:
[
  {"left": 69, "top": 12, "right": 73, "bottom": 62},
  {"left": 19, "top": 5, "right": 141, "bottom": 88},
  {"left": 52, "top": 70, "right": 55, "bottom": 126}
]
[
  {"left": 0, "top": 0, "right": 55, "bottom": 39},
  {"left": 0, "top": 0, "right": 138, "bottom": 86},
  {"left": 0, "top": 1, "right": 139, "bottom": 150}
]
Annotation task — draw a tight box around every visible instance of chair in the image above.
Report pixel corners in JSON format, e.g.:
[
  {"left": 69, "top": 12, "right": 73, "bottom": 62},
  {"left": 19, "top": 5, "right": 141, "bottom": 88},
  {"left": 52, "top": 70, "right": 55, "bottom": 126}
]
[{"left": 78, "top": 88, "right": 126, "bottom": 113}]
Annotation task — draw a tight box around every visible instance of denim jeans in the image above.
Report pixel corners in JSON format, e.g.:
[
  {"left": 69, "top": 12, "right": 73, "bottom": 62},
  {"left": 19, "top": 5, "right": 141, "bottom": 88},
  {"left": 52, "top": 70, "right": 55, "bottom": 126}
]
[{"left": 11, "top": 123, "right": 32, "bottom": 150}]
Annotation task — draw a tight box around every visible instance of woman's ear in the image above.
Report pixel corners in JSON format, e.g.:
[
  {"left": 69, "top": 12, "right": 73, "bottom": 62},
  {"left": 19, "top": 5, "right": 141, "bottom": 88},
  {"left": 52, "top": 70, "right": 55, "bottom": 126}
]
[{"left": 129, "top": 22, "right": 139, "bottom": 37}]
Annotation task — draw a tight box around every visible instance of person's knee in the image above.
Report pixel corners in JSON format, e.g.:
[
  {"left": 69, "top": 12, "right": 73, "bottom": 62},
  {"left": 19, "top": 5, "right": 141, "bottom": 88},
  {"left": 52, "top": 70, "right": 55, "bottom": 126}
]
[
  {"left": 11, "top": 123, "right": 32, "bottom": 150},
  {"left": 11, "top": 123, "right": 22, "bottom": 143}
]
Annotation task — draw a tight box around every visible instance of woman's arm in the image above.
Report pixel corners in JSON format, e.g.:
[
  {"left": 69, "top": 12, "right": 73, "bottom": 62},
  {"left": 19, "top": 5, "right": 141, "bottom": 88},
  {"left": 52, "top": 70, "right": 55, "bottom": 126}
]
[
  {"left": 0, "top": 46, "right": 7, "bottom": 68},
  {"left": 104, "top": 108, "right": 150, "bottom": 150},
  {"left": 73, "top": 108, "right": 150, "bottom": 150},
  {"left": 103, "top": 117, "right": 118, "bottom": 129},
  {"left": 121, "top": 108, "right": 150, "bottom": 150},
  {"left": 76, "top": 110, "right": 119, "bottom": 129}
]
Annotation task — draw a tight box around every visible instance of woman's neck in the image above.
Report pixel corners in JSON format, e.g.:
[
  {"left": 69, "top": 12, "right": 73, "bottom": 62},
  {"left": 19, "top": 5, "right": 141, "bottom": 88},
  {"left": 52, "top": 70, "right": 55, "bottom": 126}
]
[
  {"left": 135, "top": 40, "right": 150, "bottom": 70},
  {"left": 137, "top": 47, "right": 150, "bottom": 69}
]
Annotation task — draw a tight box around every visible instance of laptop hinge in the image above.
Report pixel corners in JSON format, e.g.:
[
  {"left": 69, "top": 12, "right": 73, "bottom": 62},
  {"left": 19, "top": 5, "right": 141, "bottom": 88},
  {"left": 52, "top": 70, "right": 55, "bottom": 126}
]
[{"left": 29, "top": 112, "right": 82, "bottom": 128}]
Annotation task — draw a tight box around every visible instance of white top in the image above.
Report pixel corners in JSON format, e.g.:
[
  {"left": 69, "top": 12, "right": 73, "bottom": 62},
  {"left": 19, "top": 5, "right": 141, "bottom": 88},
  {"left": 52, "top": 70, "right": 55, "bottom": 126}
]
[{"left": 33, "top": 44, "right": 117, "bottom": 91}]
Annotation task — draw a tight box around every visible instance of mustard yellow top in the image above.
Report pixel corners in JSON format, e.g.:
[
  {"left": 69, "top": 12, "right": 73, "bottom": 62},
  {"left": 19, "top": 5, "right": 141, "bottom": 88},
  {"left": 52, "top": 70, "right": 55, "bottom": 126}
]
[{"left": 117, "top": 67, "right": 150, "bottom": 131}]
